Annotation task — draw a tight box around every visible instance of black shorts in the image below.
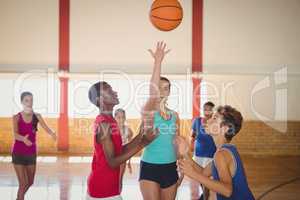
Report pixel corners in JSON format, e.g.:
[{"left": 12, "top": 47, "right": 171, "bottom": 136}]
[
  {"left": 12, "top": 154, "right": 37, "bottom": 165},
  {"left": 139, "top": 161, "right": 179, "bottom": 188}
]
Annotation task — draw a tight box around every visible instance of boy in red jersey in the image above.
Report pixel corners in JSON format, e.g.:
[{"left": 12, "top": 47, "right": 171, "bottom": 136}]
[{"left": 87, "top": 81, "right": 156, "bottom": 200}]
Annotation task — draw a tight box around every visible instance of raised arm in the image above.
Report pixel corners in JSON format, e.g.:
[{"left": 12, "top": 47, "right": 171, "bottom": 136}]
[{"left": 143, "top": 41, "right": 170, "bottom": 113}]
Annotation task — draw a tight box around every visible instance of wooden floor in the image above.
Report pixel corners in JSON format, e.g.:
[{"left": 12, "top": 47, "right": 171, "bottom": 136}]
[{"left": 0, "top": 155, "right": 299, "bottom": 200}]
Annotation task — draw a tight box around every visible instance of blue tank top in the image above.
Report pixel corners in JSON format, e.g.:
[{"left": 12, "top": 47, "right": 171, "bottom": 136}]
[
  {"left": 192, "top": 117, "right": 216, "bottom": 158},
  {"left": 141, "top": 111, "right": 177, "bottom": 164},
  {"left": 212, "top": 144, "right": 255, "bottom": 200}
]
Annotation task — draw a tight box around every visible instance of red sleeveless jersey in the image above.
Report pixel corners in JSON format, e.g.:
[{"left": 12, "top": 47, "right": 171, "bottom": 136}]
[{"left": 87, "top": 114, "right": 123, "bottom": 198}]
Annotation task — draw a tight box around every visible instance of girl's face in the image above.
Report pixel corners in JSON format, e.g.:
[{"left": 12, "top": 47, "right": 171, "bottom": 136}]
[
  {"left": 115, "top": 112, "right": 126, "bottom": 125},
  {"left": 22, "top": 95, "right": 33, "bottom": 110},
  {"left": 159, "top": 80, "right": 170, "bottom": 98}
]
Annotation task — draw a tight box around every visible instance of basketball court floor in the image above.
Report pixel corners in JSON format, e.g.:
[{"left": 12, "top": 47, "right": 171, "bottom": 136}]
[{"left": 0, "top": 155, "right": 299, "bottom": 200}]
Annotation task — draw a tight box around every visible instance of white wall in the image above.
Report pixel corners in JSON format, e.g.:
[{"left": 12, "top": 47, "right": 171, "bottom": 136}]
[
  {"left": 0, "top": 72, "right": 60, "bottom": 117},
  {"left": 202, "top": 71, "right": 300, "bottom": 121},
  {"left": 0, "top": 73, "right": 193, "bottom": 119},
  {"left": 202, "top": 0, "right": 300, "bottom": 121},
  {"left": 0, "top": 0, "right": 58, "bottom": 71},
  {"left": 0, "top": 0, "right": 299, "bottom": 74},
  {"left": 70, "top": 0, "right": 192, "bottom": 74},
  {"left": 1, "top": 71, "right": 298, "bottom": 121},
  {"left": 0, "top": 0, "right": 299, "bottom": 121},
  {"left": 203, "top": 0, "right": 300, "bottom": 74}
]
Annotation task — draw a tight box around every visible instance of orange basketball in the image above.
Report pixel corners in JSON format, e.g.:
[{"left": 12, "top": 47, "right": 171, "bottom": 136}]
[{"left": 150, "top": 0, "right": 183, "bottom": 31}]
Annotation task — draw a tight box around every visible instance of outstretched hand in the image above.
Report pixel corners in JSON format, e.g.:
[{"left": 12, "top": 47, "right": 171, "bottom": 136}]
[
  {"left": 148, "top": 41, "right": 171, "bottom": 63},
  {"left": 138, "top": 121, "right": 158, "bottom": 146},
  {"left": 178, "top": 156, "right": 198, "bottom": 179}
]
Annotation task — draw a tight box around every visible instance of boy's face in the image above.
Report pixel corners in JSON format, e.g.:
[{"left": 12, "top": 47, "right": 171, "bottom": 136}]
[
  {"left": 206, "top": 112, "right": 228, "bottom": 140},
  {"left": 100, "top": 83, "right": 119, "bottom": 106},
  {"left": 203, "top": 105, "right": 213, "bottom": 119}
]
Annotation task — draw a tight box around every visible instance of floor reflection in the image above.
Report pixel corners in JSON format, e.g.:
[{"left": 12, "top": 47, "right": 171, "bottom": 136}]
[
  {"left": 0, "top": 156, "right": 191, "bottom": 200},
  {"left": 0, "top": 156, "right": 299, "bottom": 200}
]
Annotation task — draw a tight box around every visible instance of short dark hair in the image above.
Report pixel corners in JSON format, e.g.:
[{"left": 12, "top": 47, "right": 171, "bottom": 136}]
[
  {"left": 217, "top": 105, "right": 243, "bottom": 141},
  {"left": 20, "top": 91, "right": 33, "bottom": 102},
  {"left": 88, "top": 81, "right": 108, "bottom": 108},
  {"left": 217, "top": 105, "right": 224, "bottom": 113},
  {"left": 204, "top": 101, "right": 215, "bottom": 108},
  {"left": 114, "top": 108, "right": 126, "bottom": 117},
  {"left": 160, "top": 76, "right": 171, "bottom": 89}
]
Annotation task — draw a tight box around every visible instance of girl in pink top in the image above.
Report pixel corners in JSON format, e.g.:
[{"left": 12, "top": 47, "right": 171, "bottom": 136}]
[{"left": 12, "top": 92, "right": 56, "bottom": 200}]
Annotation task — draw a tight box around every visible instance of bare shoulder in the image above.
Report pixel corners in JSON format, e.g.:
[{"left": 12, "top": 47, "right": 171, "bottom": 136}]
[
  {"left": 214, "top": 148, "right": 232, "bottom": 166},
  {"left": 34, "top": 112, "right": 41, "bottom": 117},
  {"left": 214, "top": 150, "right": 227, "bottom": 163},
  {"left": 34, "top": 113, "right": 42, "bottom": 120},
  {"left": 168, "top": 109, "right": 179, "bottom": 118},
  {"left": 174, "top": 111, "right": 179, "bottom": 117},
  {"left": 96, "top": 122, "right": 112, "bottom": 143},
  {"left": 13, "top": 113, "right": 20, "bottom": 121}
]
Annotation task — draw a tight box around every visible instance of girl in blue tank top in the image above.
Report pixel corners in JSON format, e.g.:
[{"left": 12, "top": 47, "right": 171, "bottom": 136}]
[
  {"left": 142, "top": 111, "right": 177, "bottom": 164},
  {"left": 178, "top": 105, "right": 255, "bottom": 200},
  {"left": 139, "top": 42, "right": 182, "bottom": 200}
]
